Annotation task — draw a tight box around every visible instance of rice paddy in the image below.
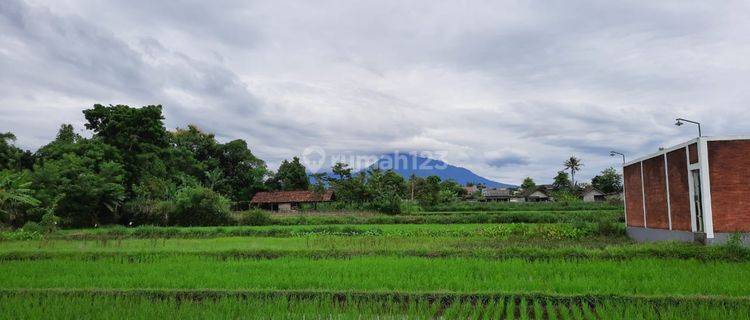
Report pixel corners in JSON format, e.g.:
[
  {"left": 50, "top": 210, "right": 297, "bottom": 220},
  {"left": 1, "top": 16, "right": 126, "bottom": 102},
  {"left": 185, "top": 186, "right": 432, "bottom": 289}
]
[{"left": 2, "top": 205, "right": 749, "bottom": 318}]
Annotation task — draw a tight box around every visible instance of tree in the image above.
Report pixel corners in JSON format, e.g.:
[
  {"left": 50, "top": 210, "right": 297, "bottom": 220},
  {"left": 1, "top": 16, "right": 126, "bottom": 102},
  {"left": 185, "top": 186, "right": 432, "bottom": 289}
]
[
  {"left": 331, "top": 162, "right": 353, "bottom": 180},
  {"left": 32, "top": 131, "right": 127, "bottom": 227},
  {"left": 563, "top": 156, "right": 583, "bottom": 186},
  {"left": 275, "top": 157, "right": 309, "bottom": 191},
  {"left": 83, "top": 104, "right": 170, "bottom": 191},
  {"left": 520, "top": 177, "right": 537, "bottom": 191},
  {"left": 365, "top": 168, "right": 406, "bottom": 214},
  {"left": 412, "top": 175, "right": 442, "bottom": 207},
  {"left": 164, "top": 185, "right": 230, "bottom": 226},
  {"left": 215, "top": 139, "right": 267, "bottom": 202},
  {"left": 310, "top": 172, "right": 327, "bottom": 194},
  {"left": 0, "top": 132, "right": 27, "bottom": 171},
  {"left": 553, "top": 171, "right": 572, "bottom": 190},
  {"left": 591, "top": 167, "right": 623, "bottom": 194},
  {"left": 0, "top": 171, "right": 41, "bottom": 225},
  {"left": 32, "top": 153, "right": 126, "bottom": 227}
]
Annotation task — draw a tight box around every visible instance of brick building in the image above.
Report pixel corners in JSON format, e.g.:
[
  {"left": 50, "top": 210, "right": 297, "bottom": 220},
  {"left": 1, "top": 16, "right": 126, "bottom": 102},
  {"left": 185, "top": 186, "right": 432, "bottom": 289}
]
[{"left": 624, "top": 136, "right": 750, "bottom": 244}]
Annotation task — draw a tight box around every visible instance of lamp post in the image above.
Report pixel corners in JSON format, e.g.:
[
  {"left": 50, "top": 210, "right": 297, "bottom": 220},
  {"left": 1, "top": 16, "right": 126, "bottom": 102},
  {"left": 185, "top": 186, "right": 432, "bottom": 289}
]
[
  {"left": 610, "top": 151, "right": 625, "bottom": 164},
  {"left": 675, "top": 118, "right": 702, "bottom": 137},
  {"left": 610, "top": 151, "right": 627, "bottom": 218}
]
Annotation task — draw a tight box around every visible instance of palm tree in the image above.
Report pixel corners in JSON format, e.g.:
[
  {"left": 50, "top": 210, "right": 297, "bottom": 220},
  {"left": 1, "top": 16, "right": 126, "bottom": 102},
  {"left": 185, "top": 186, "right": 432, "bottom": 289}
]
[{"left": 563, "top": 156, "right": 583, "bottom": 187}]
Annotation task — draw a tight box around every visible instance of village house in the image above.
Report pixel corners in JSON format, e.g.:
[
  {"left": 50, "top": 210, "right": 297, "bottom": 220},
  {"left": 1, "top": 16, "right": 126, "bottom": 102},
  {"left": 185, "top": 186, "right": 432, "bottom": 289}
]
[
  {"left": 581, "top": 186, "right": 606, "bottom": 202},
  {"left": 519, "top": 186, "right": 553, "bottom": 202},
  {"left": 250, "top": 190, "right": 335, "bottom": 212},
  {"left": 481, "top": 188, "right": 513, "bottom": 202}
]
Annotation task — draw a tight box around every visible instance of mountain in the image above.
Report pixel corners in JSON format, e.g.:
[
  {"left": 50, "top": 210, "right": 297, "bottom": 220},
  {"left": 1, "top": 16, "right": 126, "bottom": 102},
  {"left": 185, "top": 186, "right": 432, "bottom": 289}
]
[{"left": 368, "top": 153, "right": 515, "bottom": 188}]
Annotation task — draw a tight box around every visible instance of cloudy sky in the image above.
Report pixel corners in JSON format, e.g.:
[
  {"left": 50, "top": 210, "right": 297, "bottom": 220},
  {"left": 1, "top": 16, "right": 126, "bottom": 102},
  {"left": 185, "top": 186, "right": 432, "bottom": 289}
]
[{"left": 2, "top": 0, "right": 750, "bottom": 184}]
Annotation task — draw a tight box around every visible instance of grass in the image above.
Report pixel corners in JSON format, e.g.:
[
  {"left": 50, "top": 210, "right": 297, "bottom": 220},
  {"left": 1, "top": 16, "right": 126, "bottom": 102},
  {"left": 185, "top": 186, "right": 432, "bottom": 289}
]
[
  {"left": 2, "top": 256, "right": 750, "bottom": 296},
  {"left": 3, "top": 223, "right": 622, "bottom": 241},
  {"left": 2, "top": 290, "right": 749, "bottom": 319},
  {"left": 2, "top": 236, "right": 750, "bottom": 262},
  {"left": 6, "top": 202, "right": 749, "bottom": 318}
]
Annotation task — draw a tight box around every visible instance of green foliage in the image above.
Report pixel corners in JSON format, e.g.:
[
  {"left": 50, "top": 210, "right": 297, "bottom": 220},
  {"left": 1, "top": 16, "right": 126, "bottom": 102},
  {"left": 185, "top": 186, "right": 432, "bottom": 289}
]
[
  {"left": 410, "top": 175, "right": 442, "bottom": 207},
  {"left": 366, "top": 168, "right": 406, "bottom": 214},
  {"left": 237, "top": 209, "right": 272, "bottom": 226},
  {"left": 39, "top": 213, "right": 61, "bottom": 233},
  {"left": 32, "top": 152, "right": 126, "bottom": 227},
  {"left": 551, "top": 189, "right": 581, "bottom": 203},
  {"left": 0, "top": 132, "right": 32, "bottom": 171},
  {"left": 563, "top": 156, "right": 583, "bottom": 185},
  {"left": 165, "top": 186, "right": 231, "bottom": 226},
  {"left": 83, "top": 104, "right": 170, "bottom": 190},
  {"left": 0, "top": 170, "right": 41, "bottom": 225},
  {"left": 520, "top": 177, "right": 536, "bottom": 191},
  {"left": 553, "top": 171, "right": 572, "bottom": 190},
  {"left": 399, "top": 200, "right": 423, "bottom": 214},
  {"left": 4, "top": 292, "right": 748, "bottom": 320},
  {"left": 274, "top": 156, "right": 309, "bottom": 191},
  {"left": 21, "top": 221, "right": 43, "bottom": 234},
  {"left": 591, "top": 167, "right": 623, "bottom": 194}
]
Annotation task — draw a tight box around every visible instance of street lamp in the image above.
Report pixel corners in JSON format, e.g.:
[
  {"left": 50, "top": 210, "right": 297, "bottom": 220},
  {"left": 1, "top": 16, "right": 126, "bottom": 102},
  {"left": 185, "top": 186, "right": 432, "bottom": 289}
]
[
  {"left": 610, "top": 151, "right": 625, "bottom": 164},
  {"left": 675, "top": 118, "right": 702, "bottom": 137},
  {"left": 610, "top": 150, "right": 627, "bottom": 215}
]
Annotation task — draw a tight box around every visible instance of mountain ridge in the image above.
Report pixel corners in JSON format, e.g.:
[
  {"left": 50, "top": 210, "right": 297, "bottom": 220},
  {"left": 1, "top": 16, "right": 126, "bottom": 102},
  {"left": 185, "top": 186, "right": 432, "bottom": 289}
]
[{"left": 368, "top": 153, "right": 515, "bottom": 188}]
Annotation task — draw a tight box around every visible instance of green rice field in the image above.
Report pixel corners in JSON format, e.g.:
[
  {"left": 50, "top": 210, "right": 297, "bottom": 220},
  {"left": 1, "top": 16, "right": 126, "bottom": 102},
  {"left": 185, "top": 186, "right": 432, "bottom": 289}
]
[{"left": 2, "top": 204, "right": 750, "bottom": 318}]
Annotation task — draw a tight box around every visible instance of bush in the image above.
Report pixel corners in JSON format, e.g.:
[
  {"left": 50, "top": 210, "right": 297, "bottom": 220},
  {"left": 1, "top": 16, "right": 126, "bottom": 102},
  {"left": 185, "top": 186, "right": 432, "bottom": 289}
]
[
  {"left": 40, "top": 212, "right": 61, "bottom": 233},
  {"left": 238, "top": 209, "right": 272, "bottom": 226},
  {"left": 400, "top": 200, "right": 423, "bottom": 214},
  {"left": 595, "top": 217, "right": 625, "bottom": 237},
  {"left": 21, "top": 221, "right": 43, "bottom": 234},
  {"left": 165, "top": 186, "right": 231, "bottom": 226},
  {"left": 370, "top": 193, "right": 402, "bottom": 215}
]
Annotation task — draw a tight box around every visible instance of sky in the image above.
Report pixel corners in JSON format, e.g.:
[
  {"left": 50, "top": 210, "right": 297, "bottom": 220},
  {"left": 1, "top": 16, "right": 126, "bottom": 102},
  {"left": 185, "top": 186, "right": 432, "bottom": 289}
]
[{"left": 2, "top": 0, "right": 750, "bottom": 185}]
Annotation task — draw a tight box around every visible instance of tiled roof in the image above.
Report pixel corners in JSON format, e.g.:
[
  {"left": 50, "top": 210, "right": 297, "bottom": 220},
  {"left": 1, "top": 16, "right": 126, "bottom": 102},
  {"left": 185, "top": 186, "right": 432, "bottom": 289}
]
[
  {"left": 250, "top": 190, "right": 334, "bottom": 204},
  {"left": 482, "top": 188, "right": 512, "bottom": 197}
]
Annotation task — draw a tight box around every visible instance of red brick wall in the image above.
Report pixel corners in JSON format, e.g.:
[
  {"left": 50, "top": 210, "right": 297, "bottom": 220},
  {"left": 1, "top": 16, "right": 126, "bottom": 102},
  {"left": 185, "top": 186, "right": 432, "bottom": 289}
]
[
  {"left": 688, "top": 143, "right": 699, "bottom": 164},
  {"left": 642, "top": 156, "right": 669, "bottom": 229},
  {"left": 624, "top": 163, "right": 644, "bottom": 227},
  {"left": 708, "top": 140, "right": 750, "bottom": 232},
  {"left": 666, "top": 148, "right": 691, "bottom": 231}
]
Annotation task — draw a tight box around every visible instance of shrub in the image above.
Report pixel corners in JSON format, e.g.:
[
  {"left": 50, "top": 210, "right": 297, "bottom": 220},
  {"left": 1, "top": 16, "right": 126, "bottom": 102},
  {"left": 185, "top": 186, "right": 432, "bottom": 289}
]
[
  {"left": 21, "top": 221, "right": 43, "bottom": 234},
  {"left": 238, "top": 209, "right": 272, "bottom": 226},
  {"left": 595, "top": 217, "right": 625, "bottom": 237},
  {"left": 40, "top": 212, "right": 61, "bottom": 233},
  {"left": 370, "top": 193, "right": 402, "bottom": 215},
  {"left": 165, "top": 186, "right": 231, "bottom": 226},
  {"left": 399, "top": 200, "right": 423, "bottom": 214}
]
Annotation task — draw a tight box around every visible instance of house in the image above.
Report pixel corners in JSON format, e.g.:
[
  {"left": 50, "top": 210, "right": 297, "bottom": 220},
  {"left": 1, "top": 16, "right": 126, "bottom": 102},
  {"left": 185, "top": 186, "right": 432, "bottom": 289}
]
[
  {"left": 518, "top": 186, "right": 553, "bottom": 202},
  {"left": 623, "top": 136, "right": 750, "bottom": 245},
  {"left": 250, "top": 190, "right": 335, "bottom": 212},
  {"left": 581, "top": 186, "right": 606, "bottom": 202},
  {"left": 481, "top": 188, "right": 512, "bottom": 202},
  {"left": 463, "top": 185, "right": 478, "bottom": 195}
]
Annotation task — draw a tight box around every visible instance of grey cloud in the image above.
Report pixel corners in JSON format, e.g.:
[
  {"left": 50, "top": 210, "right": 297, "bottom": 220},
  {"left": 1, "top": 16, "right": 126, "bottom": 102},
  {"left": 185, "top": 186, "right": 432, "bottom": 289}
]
[
  {"left": 2, "top": 0, "right": 750, "bottom": 185},
  {"left": 487, "top": 155, "right": 530, "bottom": 168}
]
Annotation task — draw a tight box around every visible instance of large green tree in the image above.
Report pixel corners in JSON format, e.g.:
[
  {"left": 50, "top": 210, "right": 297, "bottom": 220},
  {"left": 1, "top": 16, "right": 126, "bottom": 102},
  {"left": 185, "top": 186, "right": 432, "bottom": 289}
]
[
  {"left": 520, "top": 177, "right": 537, "bottom": 191},
  {"left": 275, "top": 157, "right": 309, "bottom": 191},
  {"left": 83, "top": 104, "right": 170, "bottom": 190},
  {"left": 32, "top": 132, "right": 126, "bottom": 227},
  {"left": 0, "top": 132, "right": 33, "bottom": 171},
  {"left": 553, "top": 171, "right": 572, "bottom": 190},
  {"left": 591, "top": 167, "right": 623, "bottom": 194}
]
